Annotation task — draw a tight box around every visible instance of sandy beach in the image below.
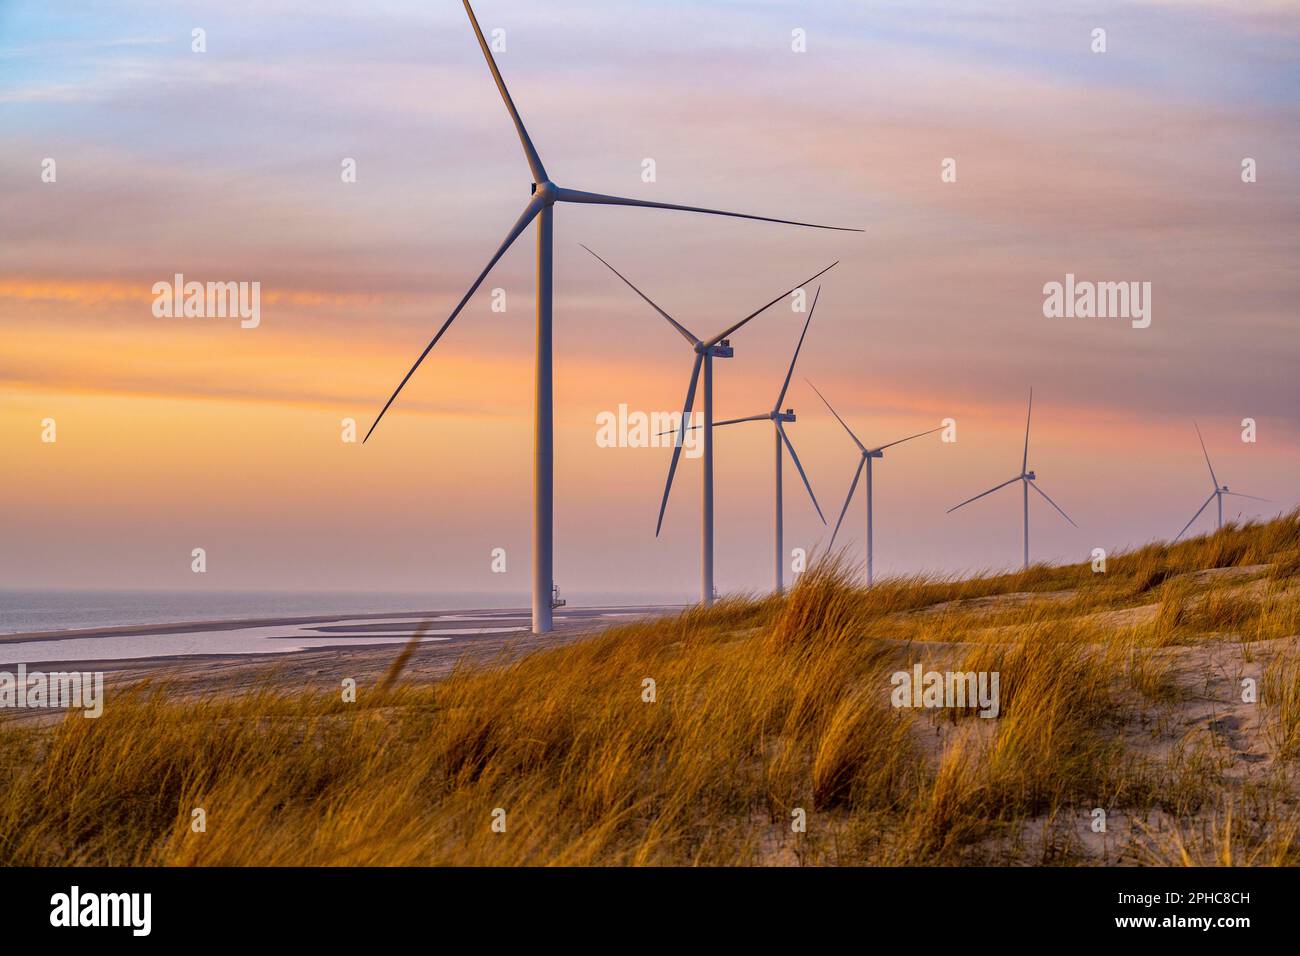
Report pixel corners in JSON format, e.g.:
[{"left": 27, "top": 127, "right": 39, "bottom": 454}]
[{"left": 0, "top": 604, "right": 680, "bottom": 718}]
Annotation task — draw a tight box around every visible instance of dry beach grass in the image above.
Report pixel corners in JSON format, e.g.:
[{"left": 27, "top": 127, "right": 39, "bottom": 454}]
[{"left": 2, "top": 512, "right": 1299, "bottom": 866}]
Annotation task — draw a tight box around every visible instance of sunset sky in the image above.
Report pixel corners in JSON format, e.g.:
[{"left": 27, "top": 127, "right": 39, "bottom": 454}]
[{"left": 2, "top": 0, "right": 1298, "bottom": 598}]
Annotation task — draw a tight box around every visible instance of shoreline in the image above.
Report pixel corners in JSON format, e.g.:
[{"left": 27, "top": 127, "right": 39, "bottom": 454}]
[
  {"left": 0, "top": 609, "right": 522, "bottom": 645},
  {"left": 0, "top": 603, "right": 688, "bottom": 644},
  {"left": 0, "top": 606, "right": 683, "bottom": 708}
]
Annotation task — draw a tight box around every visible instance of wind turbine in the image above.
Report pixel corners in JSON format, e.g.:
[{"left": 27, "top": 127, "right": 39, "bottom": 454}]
[
  {"left": 808, "top": 381, "right": 941, "bottom": 586},
  {"left": 946, "top": 388, "right": 1077, "bottom": 570},
  {"left": 1174, "top": 422, "right": 1270, "bottom": 541},
  {"left": 582, "top": 246, "right": 835, "bottom": 605},
  {"left": 705, "top": 287, "right": 828, "bottom": 594},
  {"left": 362, "top": 1, "right": 861, "bottom": 633}
]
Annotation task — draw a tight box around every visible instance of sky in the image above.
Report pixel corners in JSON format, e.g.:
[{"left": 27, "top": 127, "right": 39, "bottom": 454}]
[{"left": 2, "top": 0, "right": 1298, "bottom": 599}]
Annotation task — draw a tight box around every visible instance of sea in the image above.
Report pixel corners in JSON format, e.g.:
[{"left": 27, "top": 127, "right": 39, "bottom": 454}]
[{"left": 0, "top": 589, "right": 693, "bottom": 637}]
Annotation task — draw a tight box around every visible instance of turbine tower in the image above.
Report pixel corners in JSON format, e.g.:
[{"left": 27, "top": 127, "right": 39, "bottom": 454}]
[
  {"left": 947, "top": 388, "right": 1077, "bottom": 570},
  {"left": 1174, "top": 422, "right": 1270, "bottom": 541},
  {"left": 808, "top": 381, "right": 941, "bottom": 586},
  {"left": 707, "top": 287, "right": 828, "bottom": 593},
  {"left": 363, "top": 1, "right": 861, "bottom": 633}
]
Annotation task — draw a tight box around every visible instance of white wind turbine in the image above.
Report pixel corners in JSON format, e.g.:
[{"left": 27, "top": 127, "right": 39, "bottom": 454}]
[
  {"left": 807, "top": 381, "right": 941, "bottom": 586},
  {"left": 704, "top": 286, "right": 828, "bottom": 593},
  {"left": 363, "top": 0, "right": 861, "bottom": 633},
  {"left": 1174, "top": 422, "right": 1270, "bottom": 541},
  {"left": 947, "top": 388, "right": 1077, "bottom": 570},
  {"left": 582, "top": 246, "right": 835, "bottom": 605}
]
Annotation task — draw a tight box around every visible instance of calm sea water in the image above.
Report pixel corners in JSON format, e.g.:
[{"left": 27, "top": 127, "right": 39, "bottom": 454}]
[{"left": 0, "top": 589, "right": 692, "bottom": 636}]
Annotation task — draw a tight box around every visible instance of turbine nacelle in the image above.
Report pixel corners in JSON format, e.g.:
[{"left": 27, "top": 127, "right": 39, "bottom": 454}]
[
  {"left": 689, "top": 337, "right": 733, "bottom": 358},
  {"left": 774, "top": 409, "right": 795, "bottom": 423},
  {"left": 1024, "top": 470, "right": 1036, "bottom": 481}
]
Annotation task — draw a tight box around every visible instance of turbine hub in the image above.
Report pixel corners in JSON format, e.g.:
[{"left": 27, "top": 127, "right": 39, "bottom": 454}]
[{"left": 533, "top": 180, "right": 559, "bottom": 204}]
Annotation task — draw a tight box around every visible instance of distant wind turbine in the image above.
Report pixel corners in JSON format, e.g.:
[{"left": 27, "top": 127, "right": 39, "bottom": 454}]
[
  {"left": 947, "top": 388, "right": 1077, "bottom": 569},
  {"left": 706, "top": 286, "right": 828, "bottom": 594},
  {"left": 362, "top": 0, "right": 862, "bottom": 633},
  {"left": 808, "top": 381, "right": 941, "bottom": 586},
  {"left": 583, "top": 246, "right": 835, "bottom": 605},
  {"left": 1174, "top": 422, "right": 1270, "bottom": 541}
]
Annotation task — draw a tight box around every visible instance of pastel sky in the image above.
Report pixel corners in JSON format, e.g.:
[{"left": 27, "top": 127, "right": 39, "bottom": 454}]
[{"left": 2, "top": 0, "right": 1298, "bottom": 598}]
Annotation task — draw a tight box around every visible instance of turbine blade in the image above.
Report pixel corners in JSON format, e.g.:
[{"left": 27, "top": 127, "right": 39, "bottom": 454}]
[
  {"left": 1029, "top": 481, "right": 1077, "bottom": 527},
  {"left": 775, "top": 286, "right": 820, "bottom": 410},
  {"left": 947, "top": 476, "right": 1021, "bottom": 513},
  {"left": 876, "top": 425, "right": 944, "bottom": 452},
  {"left": 1175, "top": 491, "right": 1218, "bottom": 542},
  {"left": 1223, "top": 491, "right": 1272, "bottom": 502},
  {"left": 713, "top": 414, "right": 770, "bottom": 428},
  {"left": 1193, "top": 421, "right": 1219, "bottom": 489},
  {"left": 702, "top": 263, "right": 838, "bottom": 350},
  {"left": 1022, "top": 387, "right": 1033, "bottom": 474},
  {"left": 553, "top": 186, "right": 862, "bottom": 232},
  {"left": 463, "top": 0, "right": 547, "bottom": 183},
  {"left": 655, "top": 413, "right": 766, "bottom": 438},
  {"left": 656, "top": 353, "right": 704, "bottom": 536},
  {"left": 828, "top": 457, "right": 866, "bottom": 551},
  {"left": 365, "top": 198, "right": 542, "bottom": 442},
  {"left": 805, "top": 379, "right": 866, "bottom": 453},
  {"left": 580, "top": 245, "right": 697, "bottom": 345},
  {"left": 778, "top": 422, "right": 825, "bottom": 523}
]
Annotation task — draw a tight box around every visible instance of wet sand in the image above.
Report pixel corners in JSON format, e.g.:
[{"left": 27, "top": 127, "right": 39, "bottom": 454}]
[{"left": 0, "top": 605, "right": 681, "bottom": 717}]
